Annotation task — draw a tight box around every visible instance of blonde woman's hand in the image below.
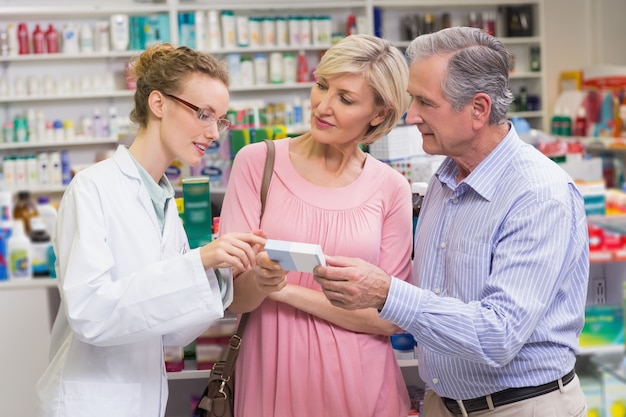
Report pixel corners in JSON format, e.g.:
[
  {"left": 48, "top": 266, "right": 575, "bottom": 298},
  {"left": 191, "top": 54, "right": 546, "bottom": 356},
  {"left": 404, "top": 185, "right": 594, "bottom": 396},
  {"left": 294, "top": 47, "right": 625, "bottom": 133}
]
[
  {"left": 252, "top": 251, "right": 288, "bottom": 295},
  {"left": 199, "top": 230, "right": 266, "bottom": 271}
]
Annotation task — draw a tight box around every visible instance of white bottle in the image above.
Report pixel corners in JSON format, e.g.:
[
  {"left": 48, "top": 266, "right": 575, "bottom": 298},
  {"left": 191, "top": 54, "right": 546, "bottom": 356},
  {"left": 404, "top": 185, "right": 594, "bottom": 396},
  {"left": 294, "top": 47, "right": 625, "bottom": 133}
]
[
  {"left": 236, "top": 15, "right": 249, "bottom": 47},
  {"left": 37, "top": 152, "right": 49, "bottom": 187},
  {"left": 48, "top": 151, "right": 62, "bottom": 187},
  {"left": 275, "top": 17, "right": 288, "bottom": 47},
  {"left": 79, "top": 23, "right": 94, "bottom": 53},
  {"left": 14, "top": 156, "right": 27, "bottom": 189},
  {"left": 226, "top": 53, "right": 241, "bottom": 87},
  {"left": 62, "top": 23, "right": 79, "bottom": 54},
  {"left": 248, "top": 17, "right": 261, "bottom": 47},
  {"left": 195, "top": 11, "right": 207, "bottom": 50},
  {"left": 262, "top": 17, "right": 275, "bottom": 47},
  {"left": 26, "top": 155, "right": 39, "bottom": 188},
  {"left": 92, "top": 108, "right": 106, "bottom": 138},
  {"left": 207, "top": 10, "right": 222, "bottom": 50},
  {"left": 2, "top": 156, "right": 16, "bottom": 189},
  {"left": 254, "top": 53, "right": 268, "bottom": 85},
  {"left": 240, "top": 57, "right": 254, "bottom": 86},
  {"left": 95, "top": 21, "right": 110, "bottom": 52},
  {"left": 6, "top": 22, "right": 18, "bottom": 56},
  {"left": 36, "top": 109, "right": 45, "bottom": 143},
  {"left": 300, "top": 16, "right": 311, "bottom": 46},
  {"left": 108, "top": 106, "right": 119, "bottom": 139},
  {"left": 110, "top": 14, "right": 129, "bottom": 51},
  {"left": 221, "top": 11, "right": 236, "bottom": 49},
  {"left": 269, "top": 52, "right": 284, "bottom": 84},
  {"left": 26, "top": 108, "right": 37, "bottom": 142},
  {"left": 283, "top": 52, "right": 296, "bottom": 84},
  {"left": 36, "top": 196, "right": 57, "bottom": 238},
  {"left": 29, "top": 216, "right": 51, "bottom": 277},
  {"left": 8, "top": 219, "right": 31, "bottom": 280}
]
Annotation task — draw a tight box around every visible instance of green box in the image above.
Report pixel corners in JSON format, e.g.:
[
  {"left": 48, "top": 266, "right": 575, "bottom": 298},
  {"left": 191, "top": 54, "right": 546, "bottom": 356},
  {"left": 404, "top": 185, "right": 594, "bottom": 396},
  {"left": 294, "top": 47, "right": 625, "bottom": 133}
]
[
  {"left": 580, "top": 304, "right": 624, "bottom": 347},
  {"left": 182, "top": 176, "right": 212, "bottom": 249}
]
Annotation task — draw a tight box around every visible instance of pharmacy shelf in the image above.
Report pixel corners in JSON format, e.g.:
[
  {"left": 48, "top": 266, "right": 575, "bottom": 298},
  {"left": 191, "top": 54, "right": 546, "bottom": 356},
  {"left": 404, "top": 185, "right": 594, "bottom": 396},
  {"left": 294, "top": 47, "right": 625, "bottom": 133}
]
[
  {"left": 394, "top": 36, "right": 541, "bottom": 50},
  {"left": 591, "top": 351, "right": 626, "bottom": 384},
  {"left": 177, "top": 0, "right": 366, "bottom": 12},
  {"left": 579, "top": 345, "right": 623, "bottom": 356},
  {"left": 589, "top": 250, "right": 626, "bottom": 264},
  {"left": 510, "top": 72, "right": 542, "bottom": 80},
  {"left": 201, "top": 45, "right": 331, "bottom": 55},
  {"left": 0, "top": 90, "right": 134, "bottom": 103},
  {"left": 0, "top": 51, "right": 140, "bottom": 63},
  {"left": 398, "top": 358, "right": 419, "bottom": 367},
  {"left": 0, "top": 136, "right": 118, "bottom": 151},
  {"left": 0, "top": 4, "right": 170, "bottom": 18},
  {"left": 230, "top": 82, "right": 315, "bottom": 93},
  {"left": 168, "top": 366, "right": 211, "bottom": 381},
  {"left": 0, "top": 278, "right": 57, "bottom": 290}
]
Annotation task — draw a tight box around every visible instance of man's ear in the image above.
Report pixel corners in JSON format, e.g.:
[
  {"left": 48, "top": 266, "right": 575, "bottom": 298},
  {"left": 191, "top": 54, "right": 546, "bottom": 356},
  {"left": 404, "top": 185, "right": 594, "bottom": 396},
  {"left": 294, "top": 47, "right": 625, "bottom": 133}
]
[{"left": 472, "top": 93, "right": 491, "bottom": 123}]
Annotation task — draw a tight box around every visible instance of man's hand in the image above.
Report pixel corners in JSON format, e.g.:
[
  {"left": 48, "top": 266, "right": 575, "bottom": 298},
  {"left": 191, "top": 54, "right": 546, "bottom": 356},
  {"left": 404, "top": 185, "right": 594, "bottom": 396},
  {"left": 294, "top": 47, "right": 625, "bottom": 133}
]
[{"left": 313, "top": 255, "right": 391, "bottom": 311}]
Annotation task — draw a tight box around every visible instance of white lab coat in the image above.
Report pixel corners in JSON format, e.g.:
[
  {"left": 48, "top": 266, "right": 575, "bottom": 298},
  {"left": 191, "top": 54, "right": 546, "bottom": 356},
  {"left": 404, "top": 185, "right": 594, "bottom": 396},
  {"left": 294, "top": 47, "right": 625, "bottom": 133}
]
[{"left": 36, "top": 145, "right": 231, "bottom": 417}]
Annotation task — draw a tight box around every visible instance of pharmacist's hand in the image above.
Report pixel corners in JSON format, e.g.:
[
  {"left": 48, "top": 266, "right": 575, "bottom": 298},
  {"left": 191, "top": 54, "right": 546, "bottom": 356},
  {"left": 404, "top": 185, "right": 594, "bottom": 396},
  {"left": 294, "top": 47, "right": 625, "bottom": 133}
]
[
  {"left": 200, "top": 230, "right": 266, "bottom": 271},
  {"left": 252, "top": 251, "right": 288, "bottom": 294},
  {"left": 313, "top": 255, "right": 391, "bottom": 311}
]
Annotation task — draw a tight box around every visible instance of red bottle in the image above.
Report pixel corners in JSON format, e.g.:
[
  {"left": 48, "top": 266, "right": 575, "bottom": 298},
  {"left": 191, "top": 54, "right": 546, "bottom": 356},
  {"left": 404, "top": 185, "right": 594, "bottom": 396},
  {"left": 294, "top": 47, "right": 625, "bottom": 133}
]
[
  {"left": 573, "top": 107, "right": 587, "bottom": 137},
  {"left": 32, "top": 24, "right": 44, "bottom": 54},
  {"left": 297, "top": 51, "right": 308, "bottom": 83},
  {"left": 45, "top": 24, "right": 58, "bottom": 54},
  {"left": 346, "top": 15, "right": 357, "bottom": 36},
  {"left": 17, "top": 23, "right": 29, "bottom": 55}
]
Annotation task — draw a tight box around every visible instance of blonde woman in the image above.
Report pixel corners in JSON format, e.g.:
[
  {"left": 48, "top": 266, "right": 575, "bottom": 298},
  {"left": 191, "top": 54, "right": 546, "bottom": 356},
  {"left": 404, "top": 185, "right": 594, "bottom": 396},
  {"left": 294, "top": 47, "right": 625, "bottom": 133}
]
[{"left": 220, "top": 34, "right": 412, "bottom": 417}]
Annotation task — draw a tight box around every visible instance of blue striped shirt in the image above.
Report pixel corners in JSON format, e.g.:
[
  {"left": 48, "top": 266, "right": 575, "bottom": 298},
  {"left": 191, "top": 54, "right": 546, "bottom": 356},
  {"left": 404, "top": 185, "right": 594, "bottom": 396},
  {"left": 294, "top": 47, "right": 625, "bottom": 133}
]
[{"left": 381, "top": 125, "right": 589, "bottom": 399}]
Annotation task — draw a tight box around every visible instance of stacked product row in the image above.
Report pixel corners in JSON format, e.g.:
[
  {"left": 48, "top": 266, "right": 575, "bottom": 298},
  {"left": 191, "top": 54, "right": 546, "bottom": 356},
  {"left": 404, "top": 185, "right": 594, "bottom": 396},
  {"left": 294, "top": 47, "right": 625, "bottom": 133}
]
[{"left": 0, "top": 190, "right": 57, "bottom": 280}]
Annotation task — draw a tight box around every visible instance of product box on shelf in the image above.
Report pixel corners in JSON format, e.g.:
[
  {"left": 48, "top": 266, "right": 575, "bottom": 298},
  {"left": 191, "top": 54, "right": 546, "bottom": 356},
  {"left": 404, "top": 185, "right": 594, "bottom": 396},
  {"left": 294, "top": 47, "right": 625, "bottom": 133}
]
[
  {"left": 384, "top": 154, "right": 445, "bottom": 184},
  {"left": 575, "top": 180, "right": 606, "bottom": 216},
  {"left": 368, "top": 125, "right": 423, "bottom": 161},
  {"left": 580, "top": 304, "right": 624, "bottom": 348},
  {"left": 579, "top": 376, "right": 604, "bottom": 417},
  {"left": 182, "top": 176, "right": 212, "bottom": 249},
  {"left": 195, "top": 318, "right": 237, "bottom": 370},
  {"left": 601, "top": 372, "right": 626, "bottom": 417}
]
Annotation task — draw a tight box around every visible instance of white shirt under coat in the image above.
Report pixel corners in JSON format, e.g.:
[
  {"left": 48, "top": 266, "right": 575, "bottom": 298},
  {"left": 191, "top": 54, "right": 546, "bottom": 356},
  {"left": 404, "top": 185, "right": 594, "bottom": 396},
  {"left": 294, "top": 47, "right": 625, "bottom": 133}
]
[{"left": 36, "top": 145, "right": 232, "bottom": 417}]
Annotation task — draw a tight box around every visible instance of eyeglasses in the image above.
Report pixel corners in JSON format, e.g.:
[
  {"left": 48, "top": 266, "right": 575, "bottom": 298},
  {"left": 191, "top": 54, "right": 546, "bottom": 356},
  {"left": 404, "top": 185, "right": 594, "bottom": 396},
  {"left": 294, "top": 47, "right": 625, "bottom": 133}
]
[{"left": 165, "top": 94, "right": 232, "bottom": 133}]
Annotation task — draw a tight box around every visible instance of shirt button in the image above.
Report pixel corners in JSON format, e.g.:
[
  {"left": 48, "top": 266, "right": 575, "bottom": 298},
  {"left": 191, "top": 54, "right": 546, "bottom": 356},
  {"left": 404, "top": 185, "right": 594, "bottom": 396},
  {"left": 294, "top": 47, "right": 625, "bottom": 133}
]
[
  {"left": 432, "top": 378, "right": 440, "bottom": 384},
  {"left": 434, "top": 288, "right": 441, "bottom": 294},
  {"left": 452, "top": 198, "right": 458, "bottom": 204},
  {"left": 440, "top": 242, "right": 446, "bottom": 248}
]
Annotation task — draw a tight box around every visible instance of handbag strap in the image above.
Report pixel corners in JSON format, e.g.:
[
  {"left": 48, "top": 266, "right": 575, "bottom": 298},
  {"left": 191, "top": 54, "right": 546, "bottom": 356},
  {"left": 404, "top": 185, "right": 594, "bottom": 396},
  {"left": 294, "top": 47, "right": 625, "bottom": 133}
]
[
  {"left": 218, "top": 139, "right": 275, "bottom": 381},
  {"left": 259, "top": 139, "right": 275, "bottom": 223}
]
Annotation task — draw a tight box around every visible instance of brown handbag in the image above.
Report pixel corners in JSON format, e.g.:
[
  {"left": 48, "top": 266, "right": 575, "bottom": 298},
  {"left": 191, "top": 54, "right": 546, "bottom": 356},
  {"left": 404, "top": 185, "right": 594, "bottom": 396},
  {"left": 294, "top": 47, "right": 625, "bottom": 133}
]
[{"left": 194, "top": 139, "right": 275, "bottom": 417}]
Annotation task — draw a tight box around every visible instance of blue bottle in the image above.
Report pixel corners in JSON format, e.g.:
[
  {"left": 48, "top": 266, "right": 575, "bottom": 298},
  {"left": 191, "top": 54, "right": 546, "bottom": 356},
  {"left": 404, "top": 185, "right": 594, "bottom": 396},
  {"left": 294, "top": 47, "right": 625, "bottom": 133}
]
[{"left": 0, "top": 191, "right": 12, "bottom": 281}]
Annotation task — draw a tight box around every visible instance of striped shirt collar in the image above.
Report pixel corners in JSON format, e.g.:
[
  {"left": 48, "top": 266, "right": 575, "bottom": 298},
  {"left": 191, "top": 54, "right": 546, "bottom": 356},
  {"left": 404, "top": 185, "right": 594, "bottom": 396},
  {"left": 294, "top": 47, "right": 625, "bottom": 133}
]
[{"left": 435, "top": 123, "right": 521, "bottom": 202}]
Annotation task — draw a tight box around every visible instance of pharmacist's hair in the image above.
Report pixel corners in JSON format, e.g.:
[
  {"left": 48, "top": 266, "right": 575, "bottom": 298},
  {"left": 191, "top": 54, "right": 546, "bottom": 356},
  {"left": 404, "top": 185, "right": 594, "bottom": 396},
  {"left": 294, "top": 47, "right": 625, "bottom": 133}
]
[
  {"left": 314, "top": 34, "right": 409, "bottom": 145},
  {"left": 405, "top": 26, "right": 514, "bottom": 125},
  {"left": 129, "top": 43, "right": 230, "bottom": 128}
]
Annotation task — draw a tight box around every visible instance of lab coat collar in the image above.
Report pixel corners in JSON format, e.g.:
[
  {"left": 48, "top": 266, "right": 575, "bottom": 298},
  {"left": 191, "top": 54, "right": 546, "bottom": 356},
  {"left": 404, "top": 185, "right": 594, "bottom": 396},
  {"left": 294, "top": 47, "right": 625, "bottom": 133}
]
[{"left": 111, "top": 145, "right": 162, "bottom": 234}]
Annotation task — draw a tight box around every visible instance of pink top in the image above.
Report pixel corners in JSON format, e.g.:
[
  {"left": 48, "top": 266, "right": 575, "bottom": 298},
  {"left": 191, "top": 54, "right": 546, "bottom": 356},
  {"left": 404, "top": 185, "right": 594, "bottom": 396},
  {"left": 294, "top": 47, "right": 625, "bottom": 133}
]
[{"left": 219, "top": 138, "right": 413, "bottom": 417}]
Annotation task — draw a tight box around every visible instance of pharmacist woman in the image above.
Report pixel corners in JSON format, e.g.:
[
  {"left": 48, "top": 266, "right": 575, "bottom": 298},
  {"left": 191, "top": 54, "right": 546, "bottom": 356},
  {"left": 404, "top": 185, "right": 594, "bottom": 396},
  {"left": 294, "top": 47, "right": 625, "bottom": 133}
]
[{"left": 35, "top": 44, "right": 265, "bottom": 417}]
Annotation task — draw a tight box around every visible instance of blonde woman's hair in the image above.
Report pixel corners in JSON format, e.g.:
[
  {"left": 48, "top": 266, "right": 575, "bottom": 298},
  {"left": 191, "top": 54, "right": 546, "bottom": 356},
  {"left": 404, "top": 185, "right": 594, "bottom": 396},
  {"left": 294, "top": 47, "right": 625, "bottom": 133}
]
[
  {"left": 314, "top": 34, "right": 409, "bottom": 145},
  {"left": 129, "top": 43, "right": 230, "bottom": 128}
]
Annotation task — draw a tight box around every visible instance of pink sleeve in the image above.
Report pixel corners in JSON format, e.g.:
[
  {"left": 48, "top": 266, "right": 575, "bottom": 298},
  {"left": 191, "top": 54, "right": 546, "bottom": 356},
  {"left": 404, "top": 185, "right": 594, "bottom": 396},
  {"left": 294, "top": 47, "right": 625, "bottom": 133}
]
[
  {"left": 219, "top": 141, "right": 267, "bottom": 235},
  {"left": 379, "top": 173, "right": 413, "bottom": 284}
]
